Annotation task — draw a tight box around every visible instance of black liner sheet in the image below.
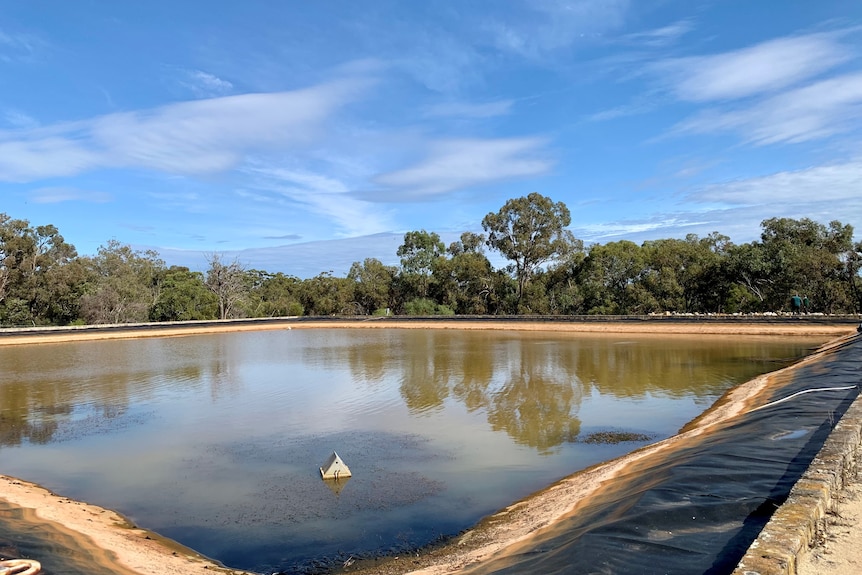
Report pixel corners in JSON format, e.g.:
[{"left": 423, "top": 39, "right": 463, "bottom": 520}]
[{"left": 465, "top": 335, "right": 862, "bottom": 575}]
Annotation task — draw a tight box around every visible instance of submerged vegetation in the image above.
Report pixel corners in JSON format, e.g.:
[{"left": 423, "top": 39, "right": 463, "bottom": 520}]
[
  {"left": 2, "top": 193, "right": 860, "bottom": 326},
  {"left": 580, "top": 431, "right": 655, "bottom": 445}
]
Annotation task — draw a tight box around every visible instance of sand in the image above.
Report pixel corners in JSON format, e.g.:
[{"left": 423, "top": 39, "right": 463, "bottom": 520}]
[
  {"left": 797, "top": 460, "right": 862, "bottom": 575},
  {"left": 0, "top": 319, "right": 858, "bottom": 575}
]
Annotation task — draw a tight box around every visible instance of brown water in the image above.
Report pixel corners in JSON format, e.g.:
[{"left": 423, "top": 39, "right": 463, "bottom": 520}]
[{"left": 0, "top": 329, "right": 828, "bottom": 573}]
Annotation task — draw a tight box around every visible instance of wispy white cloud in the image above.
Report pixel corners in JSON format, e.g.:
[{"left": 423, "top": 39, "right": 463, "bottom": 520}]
[
  {"left": 3, "top": 109, "right": 39, "bottom": 129},
  {"left": 28, "top": 186, "right": 113, "bottom": 204},
  {"left": 394, "top": 31, "right": 485, "bottom": 93},
  {"left": 243, "top": 165, "right": 393, "bottom": 238},
  {"left": 487, "top": 0, "right": 631, "bottom": 59},
  {"left": 424, "top": 100, "right": 513, "bottom": 118},
  {"left": 156, "top": 232, "right": 408, "bottom": 277},
  {"left": 585, "top": 99, "right": 654, "bottom": 122},
  {"left": 675, "top": 72, "right": 862, "bottom": 144},
  {"left": 180, "top": 70, "right": 234, "bottom": 97},
  {"left": 0, "top": 75, "right": 372, "bottom": 182},
  {"left": 577, "top": 158, "right": 862, "bottom": 246},
  {"left": 623, "top": 19, "right": 693, "bottom": 48},
  {"left": 574, "top": 217, "right": 706, "bottom": 241},
  {"left": 0, "top": 28, "right": 43, "bottom": 62},
  {"left": 0, "top": 134, "right": 103, "bottom": 181},
  {"left": 370, "top": 137, "right": 553, "bottom": 201},
  {"left": 654, "top": 32, "right": 851, "bottom": 102},
  {"left": 691, "top": 159, "right": 862, "bottom": 205}
]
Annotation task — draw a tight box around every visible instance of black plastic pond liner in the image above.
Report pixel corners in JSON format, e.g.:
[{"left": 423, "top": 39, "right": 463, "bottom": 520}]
[{"left": 464, "top": 336, "right": 862, "bottom": 575}]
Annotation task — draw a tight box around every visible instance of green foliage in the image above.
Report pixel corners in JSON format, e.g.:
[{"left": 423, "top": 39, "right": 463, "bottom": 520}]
[
  {"left": 0, "top": 213, "right": 81, "bottom": 325},
  {"left": 245, "top": 271, "right": 304, "bottom": 317},
  {"left": 482, "top": 192, "right": 577, "bottom": 308},
  {"left": 348, "top": 258, "right": 396, "bottom": 315},
  {"left": 397, "top": 230, "right": 445, "bottom": 300},
  {"left": 403, "top": 298, "right": 454, "bottom": 316},
  {"left": 1, "top": 208, "right": 860, "bottom": 325},
  {"left": 78, "top": 240, "right": 166, "bottom": 324},
  {"left": 431, "top": 232, "right": 497, "bottom": 314},
  {"left": 150, "top": 267, "right": 218, "bottom": 321},
  {"left": 299, "top": 272, "right": 356, "bottom": 315}
]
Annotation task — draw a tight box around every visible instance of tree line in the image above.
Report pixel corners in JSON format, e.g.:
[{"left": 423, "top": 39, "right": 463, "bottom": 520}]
[{"left": 2, "top": 193, "right": 860, "bottom": 326}]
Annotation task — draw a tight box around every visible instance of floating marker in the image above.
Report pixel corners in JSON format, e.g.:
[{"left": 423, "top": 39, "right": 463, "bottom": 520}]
[{"left": 319, "top": 451, "right": 352, "bottom": 480}]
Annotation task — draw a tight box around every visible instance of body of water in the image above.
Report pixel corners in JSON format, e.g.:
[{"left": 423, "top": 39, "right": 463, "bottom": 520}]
[{"left": 0, "top": 329, "right": 827, "bottom": 573}]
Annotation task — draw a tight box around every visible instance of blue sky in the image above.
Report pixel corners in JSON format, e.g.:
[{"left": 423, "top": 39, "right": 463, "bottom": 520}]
[{"left": 2, "top": 1, "right": 861, "bottom": 277}]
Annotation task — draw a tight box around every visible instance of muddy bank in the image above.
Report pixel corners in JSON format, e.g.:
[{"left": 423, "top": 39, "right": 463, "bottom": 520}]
[
  {"left": 0, "top": 476, "right": 249, "bottom": 575},
  {"left": 0, "top": 316, "right": 857, "bottom": 347},
  {"left": 0, "top": 320, "right": 857, "bottom": 575}
]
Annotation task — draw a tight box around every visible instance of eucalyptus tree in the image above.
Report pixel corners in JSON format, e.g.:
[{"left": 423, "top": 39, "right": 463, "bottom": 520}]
[
  {"left": 848, "top": 239, "right": 862, "bottom": 313},
  {"left": 299, "top": 271, "right": 356, "bottom": 316},
  {"left": 757, "top": 218, "right": 855, "bottom": 312},
  {"left": 0, "top": 213, "right": 81, "bottom": 325},
  {"left": 150, "top": 266, "right": 218, "bottom": 321},
  {"left": 348, "top": 258, "right": 396, "bottom": 315},
  {"left": 397, "top": 230, "right": 445, "bottom": 301},
  {"left": 482, "top": 193, "right": 576, "bottom": 310},
  {"left": 246, "top": 271, "right": 304, "bottom": 317},
  {"left": 79, "top": 240, "right": 166, "bottom": 324},
  {"left": 580, "top": 240, "right": 652, "bottom": 315},
  {"left": 431, "top": 232, "right": 496, "bottom": 314},
  {"left": 204, "top": 253, "right": 248, "bottom": 320},
  {"left": 641, "top": 233, "right": 729, "bottom": 313}
]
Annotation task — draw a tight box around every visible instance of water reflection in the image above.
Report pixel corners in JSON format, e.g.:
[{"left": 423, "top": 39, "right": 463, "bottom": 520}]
[{"left": 0, "top": 330, "right": 829, "bottom": 574}]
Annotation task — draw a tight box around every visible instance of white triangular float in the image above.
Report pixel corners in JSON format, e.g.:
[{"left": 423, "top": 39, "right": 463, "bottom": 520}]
[{"left": 319, "top": 451, "right": 352, "bottom": 480}]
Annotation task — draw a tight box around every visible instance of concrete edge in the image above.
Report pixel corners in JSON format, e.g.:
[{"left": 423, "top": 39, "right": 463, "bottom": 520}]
[{"left": 732, "top": 391, "right": 862, "bottom": 575}]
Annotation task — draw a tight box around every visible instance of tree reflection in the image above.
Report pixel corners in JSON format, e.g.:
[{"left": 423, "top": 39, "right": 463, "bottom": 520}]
[
  {"left": 0, "top": 340, "right": 206, "bottom": 447},
  {"left": 391, "top": 332, "right": 584, "bottom": 452},
  {"left": 399, "top": 333, "right": 451, "bottom": 414},
  {"left": 486, "top": 342, "right": 583, "bottom": 453},
  {"left": 488, "top": 370, "right": 581, "bottom": 453}
]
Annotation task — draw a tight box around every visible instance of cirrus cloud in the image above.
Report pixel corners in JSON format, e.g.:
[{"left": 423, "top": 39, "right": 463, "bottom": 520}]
[
  {"left": 654, "top": 32, "right": 851, "bottom": 102},
  {"left": 0, "top": 75, "right": 373, "bottom": 182},
  {"left": 368, "top": 137, "right": 553, "bottom": 201}
]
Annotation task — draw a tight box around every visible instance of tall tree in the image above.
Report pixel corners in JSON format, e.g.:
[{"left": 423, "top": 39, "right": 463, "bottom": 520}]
[
  {"left": 758, "top": 218, "right": 854, "bottom": 312},
  {"left": 482, "top": 193, "right": 576, "bottom": 309},
  {"left": 246, "top": 271, "right": 304, "bottom": 317},
  {"left": 432, "top": 232, "right": 496, "bottom": 314},
  {"left": 580, "top": 240, "right": 650, "bottom": 314},
  {"left": 150, "top": 266, "right": 218, "bottom": 321},
  {"left": 299, "top": 272, "right": 356, "bottom": 315},
  {"left": 205, "top": 254, "right": 248, "bottom": 320},
  {"left": 397, "top": 230, "right": 445, "bottom": 300},
  {"left": 79, "top": 240, "right": 165, "bottom": 324},
  {"left": 348, "top": 258, "right": 396, "bottom": 315},
  {"left": 0, "top": 214, "right": 81, "bottom": 325}
]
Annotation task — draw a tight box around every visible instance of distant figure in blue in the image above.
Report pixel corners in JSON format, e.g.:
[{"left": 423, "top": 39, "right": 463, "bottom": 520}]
[
  {"left": 790, "top": 294, "right": 802, "bottom": 314},
  {"left": 802, "top": 295, "right": 810, "bottom": 313}
]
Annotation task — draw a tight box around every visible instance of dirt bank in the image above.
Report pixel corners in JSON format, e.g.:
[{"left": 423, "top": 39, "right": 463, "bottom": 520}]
[
  {"left": 0, "top": 317, "right": 855, "bottom": 347},
  {"left": 0, "top": 320, "right": 857, "bottom": 575}
]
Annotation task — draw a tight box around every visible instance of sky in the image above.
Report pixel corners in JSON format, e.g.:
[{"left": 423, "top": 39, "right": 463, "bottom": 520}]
[{"left": 2, "top": 1, "right": 862, "bottom": 277}]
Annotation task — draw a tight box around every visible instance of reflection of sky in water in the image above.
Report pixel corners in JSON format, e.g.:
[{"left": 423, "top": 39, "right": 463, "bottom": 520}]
[{"left": 0, "top": 330, "right": 827, "bottom": 573}]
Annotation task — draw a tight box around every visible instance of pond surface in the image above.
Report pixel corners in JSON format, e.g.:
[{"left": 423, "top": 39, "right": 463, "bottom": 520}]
[{"left": 0, "top": 329, "right": 828, "bottom": 573}]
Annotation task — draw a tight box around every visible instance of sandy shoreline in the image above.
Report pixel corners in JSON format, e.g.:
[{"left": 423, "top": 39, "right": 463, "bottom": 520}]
[
  {"left": 0, "top": 317, "right": 856, "bottom": 347},
  {"left": 0, "top": 320, "right": 857, "bottom": 575}
]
